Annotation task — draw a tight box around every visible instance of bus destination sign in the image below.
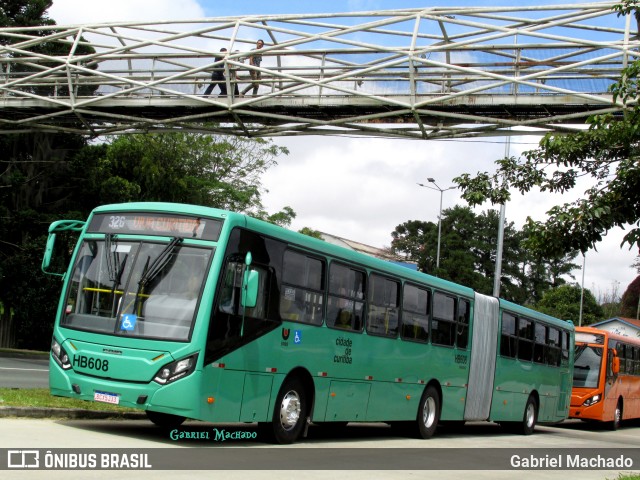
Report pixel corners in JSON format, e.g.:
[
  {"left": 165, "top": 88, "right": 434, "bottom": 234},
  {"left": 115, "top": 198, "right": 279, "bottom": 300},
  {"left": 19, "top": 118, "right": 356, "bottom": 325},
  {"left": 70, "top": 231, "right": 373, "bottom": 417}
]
[{"left": 88, "top": 213, "right": 223, "bottom": 241}]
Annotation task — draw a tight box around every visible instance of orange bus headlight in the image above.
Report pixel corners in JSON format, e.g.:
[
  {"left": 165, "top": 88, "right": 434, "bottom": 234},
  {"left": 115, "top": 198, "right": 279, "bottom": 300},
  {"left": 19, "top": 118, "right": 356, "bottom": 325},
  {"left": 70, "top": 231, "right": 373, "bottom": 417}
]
[{"left": 582, "top": 394, "right": 601, "bottom": 407}]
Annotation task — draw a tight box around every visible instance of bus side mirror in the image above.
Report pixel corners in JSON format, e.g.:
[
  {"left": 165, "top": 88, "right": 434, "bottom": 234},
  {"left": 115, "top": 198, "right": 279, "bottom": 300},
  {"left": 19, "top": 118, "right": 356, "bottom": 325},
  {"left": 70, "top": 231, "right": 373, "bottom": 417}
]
[
  {"left": 613, "top": 357, "right": 620, "bottom": 375},
  {"left": 241, "top": 269, "right": 259, "bottom": 308},
  {"left": 241, "top": 251, "right": 258, "bottom": 308},
  {"left": 42, "top": 233, "right": 64, "bottom": 277}
]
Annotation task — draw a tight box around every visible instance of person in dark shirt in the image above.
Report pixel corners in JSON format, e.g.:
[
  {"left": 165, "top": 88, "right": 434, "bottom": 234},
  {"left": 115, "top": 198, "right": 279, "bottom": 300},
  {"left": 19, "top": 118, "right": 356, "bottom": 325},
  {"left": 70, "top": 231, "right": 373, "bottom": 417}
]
[{"left": 203, "top": 48, "right": 227, "bottom": 97}]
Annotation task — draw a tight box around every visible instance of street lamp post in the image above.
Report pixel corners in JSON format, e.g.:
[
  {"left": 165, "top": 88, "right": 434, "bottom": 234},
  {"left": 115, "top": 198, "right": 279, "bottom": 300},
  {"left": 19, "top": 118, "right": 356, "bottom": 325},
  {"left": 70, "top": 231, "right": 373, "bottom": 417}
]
[{"left": 417, "top": 179, "right": 456, "bottom": 270}]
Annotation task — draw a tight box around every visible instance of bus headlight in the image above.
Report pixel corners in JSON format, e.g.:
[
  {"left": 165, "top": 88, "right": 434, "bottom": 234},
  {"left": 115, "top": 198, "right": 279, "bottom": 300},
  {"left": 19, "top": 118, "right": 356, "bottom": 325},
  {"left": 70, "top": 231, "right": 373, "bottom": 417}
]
[
  {"left": 582, "top": 394, "right": 601, "bottom": 407},
  {"left": 153, "top": 354, "right": 198, "bottom": 385},
  {"left": 51, "top": 338, "right": 72, "bottom": 370}
]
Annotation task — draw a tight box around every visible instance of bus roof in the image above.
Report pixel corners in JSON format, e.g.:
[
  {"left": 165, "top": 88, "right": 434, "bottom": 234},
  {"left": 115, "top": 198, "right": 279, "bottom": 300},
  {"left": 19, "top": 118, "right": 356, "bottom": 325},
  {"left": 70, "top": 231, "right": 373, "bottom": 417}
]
[
  {"left": 91, "top": 202, "right": 577, "bottom": 323},
  {"left": 499, "top": 299, "right": 574, "bottom": 330},
  {"left": 576, "top": 325, "right": 640, "bottom": 346}
]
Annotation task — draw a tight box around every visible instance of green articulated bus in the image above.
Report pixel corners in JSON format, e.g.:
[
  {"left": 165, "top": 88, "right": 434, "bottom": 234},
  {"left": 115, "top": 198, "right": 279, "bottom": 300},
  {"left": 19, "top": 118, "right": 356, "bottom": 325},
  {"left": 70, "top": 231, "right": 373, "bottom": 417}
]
[{"left": 42, "top": 202, "right": 574, "bottom": 443}]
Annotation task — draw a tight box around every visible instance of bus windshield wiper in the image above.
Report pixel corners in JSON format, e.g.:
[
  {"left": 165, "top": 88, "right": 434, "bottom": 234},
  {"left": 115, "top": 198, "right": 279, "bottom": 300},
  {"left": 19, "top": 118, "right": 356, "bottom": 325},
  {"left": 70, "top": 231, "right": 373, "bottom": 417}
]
[
  {"left": 126, "top": 237, "right": 183, "bottom": 324},
  {"left": 105, "top": 234, "right": 118, "bottom": 283},
  {"left": 138, "top": 237, "right": 183, "bottom": 288}
]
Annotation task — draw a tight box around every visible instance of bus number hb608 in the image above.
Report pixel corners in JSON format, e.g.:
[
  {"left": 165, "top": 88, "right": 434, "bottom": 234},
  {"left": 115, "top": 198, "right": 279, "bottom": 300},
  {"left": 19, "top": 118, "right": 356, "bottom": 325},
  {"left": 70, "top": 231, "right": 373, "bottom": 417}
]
[{"left": 73, "top": 355, "right": 109, "bottom": 372}]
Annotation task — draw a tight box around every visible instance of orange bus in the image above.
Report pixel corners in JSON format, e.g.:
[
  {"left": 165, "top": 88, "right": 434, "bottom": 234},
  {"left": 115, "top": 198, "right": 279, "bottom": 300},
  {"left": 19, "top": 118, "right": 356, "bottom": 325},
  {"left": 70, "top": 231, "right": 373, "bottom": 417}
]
[{"left": 571, "top": 326, "right": 640, "bottom": 429}]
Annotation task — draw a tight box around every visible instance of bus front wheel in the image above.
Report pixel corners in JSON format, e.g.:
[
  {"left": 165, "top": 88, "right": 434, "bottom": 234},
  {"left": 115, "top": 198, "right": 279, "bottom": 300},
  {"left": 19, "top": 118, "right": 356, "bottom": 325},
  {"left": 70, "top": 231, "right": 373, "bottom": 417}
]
[
  {"left": 146, "top": 410, "right": 186, "bottom": 429},
  {"left": 417, "top": 385, "right": 440, "bottom": 439},
  {"left": 611, "top": 400, "right": 622, "bottom": 430},
  {"left": 271, "top": 377, "right": 308, "bottom": 444}
]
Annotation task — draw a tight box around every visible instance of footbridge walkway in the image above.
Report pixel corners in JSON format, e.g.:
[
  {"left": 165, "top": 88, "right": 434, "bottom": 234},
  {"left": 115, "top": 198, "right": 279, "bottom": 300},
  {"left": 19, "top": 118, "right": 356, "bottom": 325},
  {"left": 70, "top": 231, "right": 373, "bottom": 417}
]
[{"left": 0, "top": 2, "right": 638, "bottom": 139}]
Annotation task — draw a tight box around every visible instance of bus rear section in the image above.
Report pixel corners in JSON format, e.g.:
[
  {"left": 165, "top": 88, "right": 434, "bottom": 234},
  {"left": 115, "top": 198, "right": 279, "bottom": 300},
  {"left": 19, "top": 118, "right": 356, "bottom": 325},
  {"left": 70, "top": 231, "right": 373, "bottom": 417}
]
[{"left": 571, "top": 326, "right": 640, "bottom": 429}]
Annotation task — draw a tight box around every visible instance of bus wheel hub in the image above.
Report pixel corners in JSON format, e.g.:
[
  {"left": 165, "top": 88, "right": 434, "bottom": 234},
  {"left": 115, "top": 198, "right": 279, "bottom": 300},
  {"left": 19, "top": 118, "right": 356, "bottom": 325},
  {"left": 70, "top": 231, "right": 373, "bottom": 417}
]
[{"left": 280, "top": 391, "right": 301, "bottom": 429}]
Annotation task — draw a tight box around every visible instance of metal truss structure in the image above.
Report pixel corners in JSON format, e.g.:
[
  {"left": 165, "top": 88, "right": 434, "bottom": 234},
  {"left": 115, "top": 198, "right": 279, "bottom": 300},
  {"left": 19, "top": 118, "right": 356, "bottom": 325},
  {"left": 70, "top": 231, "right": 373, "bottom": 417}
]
[{"left": 0, "top": 2, "right": 638, "bottom": 139}]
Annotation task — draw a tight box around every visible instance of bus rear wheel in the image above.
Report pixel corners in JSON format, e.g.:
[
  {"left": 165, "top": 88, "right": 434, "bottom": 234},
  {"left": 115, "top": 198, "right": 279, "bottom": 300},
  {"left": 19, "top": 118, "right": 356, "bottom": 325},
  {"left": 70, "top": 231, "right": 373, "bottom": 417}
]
[
  {"left": 271, "top": 377, "right": 308, "bottom": 444},
  {"left": 519, "top": 396, "right": 538, "bottom": 435},
  {"left": 417, "top": 385, "right": 440, "bottom": 439},
  {"left": 146, "top": 410, "right": 186, "bottom": 429}
]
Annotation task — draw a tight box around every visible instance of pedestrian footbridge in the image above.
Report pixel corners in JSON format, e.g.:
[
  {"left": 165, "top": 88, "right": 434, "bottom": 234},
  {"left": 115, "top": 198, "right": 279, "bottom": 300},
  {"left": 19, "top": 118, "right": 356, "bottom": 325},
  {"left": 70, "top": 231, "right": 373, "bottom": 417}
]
[{"left": 0, "top": 2, "right": 638, "bottom": 139}]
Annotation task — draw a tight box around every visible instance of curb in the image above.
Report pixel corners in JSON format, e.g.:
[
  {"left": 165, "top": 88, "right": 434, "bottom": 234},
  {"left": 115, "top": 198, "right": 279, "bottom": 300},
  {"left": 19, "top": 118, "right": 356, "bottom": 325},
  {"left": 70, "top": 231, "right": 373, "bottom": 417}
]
[
  {"left": 0, "top": 406, "right": 146, "bottom": 420},
  {"left": 0, "top": 350, "right": 49, "bottom": 360}
]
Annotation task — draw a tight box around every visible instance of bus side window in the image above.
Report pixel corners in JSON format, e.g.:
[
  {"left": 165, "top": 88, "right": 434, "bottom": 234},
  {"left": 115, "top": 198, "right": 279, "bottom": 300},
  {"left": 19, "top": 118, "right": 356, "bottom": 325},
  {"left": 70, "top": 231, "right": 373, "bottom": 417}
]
[
  {"left": 517, "top": 317, "right": 534, "bottom": 362},
  {"left": 400, "top": 283, "right": 429, "bottom": 343},
  {"left": 561, "top": 331, "right": 570, "bottom": 365},
  {"left": 432, "top": 292, "right": 456, "bottom": 347},
  {"left": 500, "top": 313, "right": 517, "bottom": 358},
  {"left": 456, "top": 299, "right": 470, "bottom": 349},
  {"left": 326, "top": 263, "right": 365, "bottom": 332},
  {"left": 618, "top": 343, "right": 626, "bottom": 373},
  {"left": 547, "top": 327, "right": 561, "bottom": 367},
  {"left": 279, "top": 250, "right": 324, "bottom": 325},
  {"left": 366, "top": 274, "right": 399, "bottom": 338},
  {"left": 534, "top": 323, "right": 546, "bottom": 364}
]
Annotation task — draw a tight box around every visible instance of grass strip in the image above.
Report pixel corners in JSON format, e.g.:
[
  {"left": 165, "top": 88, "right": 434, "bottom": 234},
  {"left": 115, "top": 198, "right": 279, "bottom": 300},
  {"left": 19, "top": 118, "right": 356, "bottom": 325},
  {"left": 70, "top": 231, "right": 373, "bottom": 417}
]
[{"left": 0, "top": 388, "right": 136, "bottom": 412}]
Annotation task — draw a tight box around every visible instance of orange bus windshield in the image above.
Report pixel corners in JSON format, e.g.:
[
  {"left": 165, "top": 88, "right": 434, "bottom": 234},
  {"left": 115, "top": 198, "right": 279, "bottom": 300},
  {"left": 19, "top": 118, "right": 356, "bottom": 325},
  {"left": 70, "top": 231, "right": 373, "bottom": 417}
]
[{"left": 573, "top": 344, "right": 603, "bottom": 389}]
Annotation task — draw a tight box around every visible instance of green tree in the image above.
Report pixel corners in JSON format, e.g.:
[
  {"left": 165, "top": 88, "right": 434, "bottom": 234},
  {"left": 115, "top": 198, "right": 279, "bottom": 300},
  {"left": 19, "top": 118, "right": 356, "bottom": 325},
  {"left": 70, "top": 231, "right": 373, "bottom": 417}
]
[
  {"left": 454, "top": 4, "right": 640, "bottom": 258},
  {"left": 298, "top": 227, "right": 324, "bottom": 240},
  {"left": 390, "top": 206, "right": 580, "bottom": 304},
  {"left": 0, "top": 1, "right": 96, "bottom": 350},
  {"left": 620, "top": 275, "right": 640, "bottom": 319},
  {"left": 99, "top": 132, "right": 292, "bottom": 219},
  {"left": 535, "top": 284, "right": 604, "bottom": 326}
]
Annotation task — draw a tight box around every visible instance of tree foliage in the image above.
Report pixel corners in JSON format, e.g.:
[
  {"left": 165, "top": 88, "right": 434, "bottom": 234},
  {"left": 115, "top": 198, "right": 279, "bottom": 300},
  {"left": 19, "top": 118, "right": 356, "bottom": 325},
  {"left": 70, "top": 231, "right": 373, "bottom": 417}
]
[
  {"left": 95, "top": 132, "right": 292, "bottom": 221},
  {"left": 454, "top": 3, "right": 640, "bottom": 257},
  {"left": 390, "top": 206, "right": 580, "bottom": 304},
  {"left": 535, "top": 284, "right": 604, "bottom": 326},
  {"left": 298, "top": 227, "right": 324, "bottom": 240},
  {"left": 0, "top": 1, "right": 98, "bottom": 350},
  {"left": 620, "top": 275, "right": 640, "bottom": 319}
]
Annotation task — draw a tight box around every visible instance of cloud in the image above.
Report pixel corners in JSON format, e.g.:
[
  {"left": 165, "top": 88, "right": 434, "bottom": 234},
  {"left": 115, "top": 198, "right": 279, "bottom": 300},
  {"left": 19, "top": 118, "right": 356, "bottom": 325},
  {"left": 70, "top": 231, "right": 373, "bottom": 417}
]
[
  {"left": 264, "top": 134, "right": 639, "bottom": 297},
  {"left": 49, "top": 0, "right": 205, "bottom": 25}
]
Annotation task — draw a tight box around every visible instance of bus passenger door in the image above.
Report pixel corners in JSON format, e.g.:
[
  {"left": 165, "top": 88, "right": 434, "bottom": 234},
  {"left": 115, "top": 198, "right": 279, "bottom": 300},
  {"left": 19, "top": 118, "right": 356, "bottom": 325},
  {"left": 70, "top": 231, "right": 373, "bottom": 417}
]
[{"left": 606, "top": 348, "right": 619, "bottom": 391}]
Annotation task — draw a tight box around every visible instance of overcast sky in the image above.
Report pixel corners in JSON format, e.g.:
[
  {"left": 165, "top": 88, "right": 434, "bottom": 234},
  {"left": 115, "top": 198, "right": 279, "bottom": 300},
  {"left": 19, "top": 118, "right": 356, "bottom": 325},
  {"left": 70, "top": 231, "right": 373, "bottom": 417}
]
[{"left": 48, "top": 0, "right": 640, "bottom": 302}]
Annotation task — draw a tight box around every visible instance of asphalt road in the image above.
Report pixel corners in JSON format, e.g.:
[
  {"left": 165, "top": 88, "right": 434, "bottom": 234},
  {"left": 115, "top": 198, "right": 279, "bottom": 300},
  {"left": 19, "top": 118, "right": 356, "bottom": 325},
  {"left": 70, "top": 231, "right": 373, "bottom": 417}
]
[
  {"left": 0, "top": 354, "right": 49, "bottom": 389},
  {"left": 2, "top": 355, "right": 640, "bottom": 479}
]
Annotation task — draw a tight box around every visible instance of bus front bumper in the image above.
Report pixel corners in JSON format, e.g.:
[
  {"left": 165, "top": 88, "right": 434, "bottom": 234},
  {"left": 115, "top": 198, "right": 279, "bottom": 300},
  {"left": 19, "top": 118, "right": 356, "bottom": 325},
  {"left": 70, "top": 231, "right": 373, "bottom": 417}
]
[{"left": 49, "top": 354, "right": 203, "bottom": 419}]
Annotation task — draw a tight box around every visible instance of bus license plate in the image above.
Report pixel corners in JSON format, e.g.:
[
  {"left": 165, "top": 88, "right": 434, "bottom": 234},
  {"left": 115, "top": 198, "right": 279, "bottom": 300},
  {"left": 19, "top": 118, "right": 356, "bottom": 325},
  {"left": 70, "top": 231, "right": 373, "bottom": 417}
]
[{"left": 94, "top": 391, "right": 120, "bottom": 405}]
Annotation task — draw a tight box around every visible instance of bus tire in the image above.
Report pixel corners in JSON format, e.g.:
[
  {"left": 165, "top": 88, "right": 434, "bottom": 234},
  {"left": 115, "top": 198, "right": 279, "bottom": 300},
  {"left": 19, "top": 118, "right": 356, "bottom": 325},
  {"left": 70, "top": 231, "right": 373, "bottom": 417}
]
[
  {"left": 417, "top": 385, "right": 440, "bottom": 439},
  {"left": 520, "top": 395, "right": 538, "bottom": 436},
  {"left": 271, "top": 377, "right": 308, "bottom": 444},
  {"left": 611, "top": 400, "right": 622, "bottom": 430},
  {"left": 146, "top": 410, "right": 186, "bottom": 429}
]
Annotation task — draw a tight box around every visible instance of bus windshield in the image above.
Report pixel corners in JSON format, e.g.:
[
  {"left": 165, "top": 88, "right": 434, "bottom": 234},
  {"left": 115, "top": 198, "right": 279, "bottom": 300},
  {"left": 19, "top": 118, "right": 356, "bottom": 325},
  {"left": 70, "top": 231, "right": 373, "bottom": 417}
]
[
  {"left": 573, "top": 344, "right": 603, "bottom": 389},
  {"left": 62, "top": 238, "right": 212, "bottom": 341}
]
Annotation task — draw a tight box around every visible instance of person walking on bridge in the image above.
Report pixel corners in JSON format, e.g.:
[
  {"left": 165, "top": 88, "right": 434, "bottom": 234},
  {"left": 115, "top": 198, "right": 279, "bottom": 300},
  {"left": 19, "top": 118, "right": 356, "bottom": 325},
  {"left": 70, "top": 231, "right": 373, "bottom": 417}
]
[
  {"left": 241, "top": 39, "right": 264, "bottom": 97},
  {"left": 204, "top": 48, "right": 227, "bottom": 97}
]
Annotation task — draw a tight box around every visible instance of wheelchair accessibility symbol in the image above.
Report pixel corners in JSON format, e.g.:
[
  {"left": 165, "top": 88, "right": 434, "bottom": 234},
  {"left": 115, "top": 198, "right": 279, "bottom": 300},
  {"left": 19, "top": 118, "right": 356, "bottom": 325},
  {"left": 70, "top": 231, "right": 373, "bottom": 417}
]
[
  {"left": 121, "top": 313, "right": 137, "bottom": 331},
  {"left": 293, "top": 330, "right": 302, "bottom": 344}
]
